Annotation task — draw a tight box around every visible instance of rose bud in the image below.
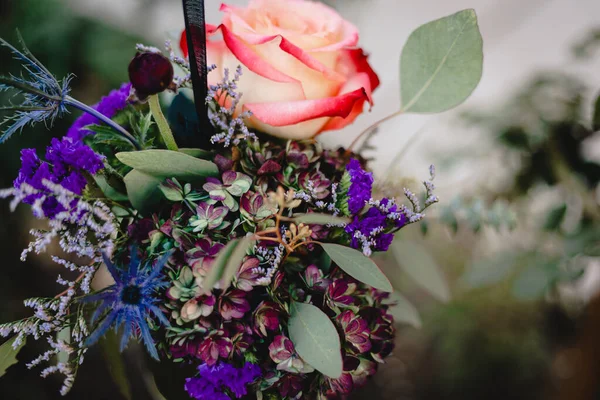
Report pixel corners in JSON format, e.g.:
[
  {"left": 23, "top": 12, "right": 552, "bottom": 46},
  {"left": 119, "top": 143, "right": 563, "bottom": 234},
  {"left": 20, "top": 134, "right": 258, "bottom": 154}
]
[{"left": 128, "top": 52, "right": 174, "bottom": 99}]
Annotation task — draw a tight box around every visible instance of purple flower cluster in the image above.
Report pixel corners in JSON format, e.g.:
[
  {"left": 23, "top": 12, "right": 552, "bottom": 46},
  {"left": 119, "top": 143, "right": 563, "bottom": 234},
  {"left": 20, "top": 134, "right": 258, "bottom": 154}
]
[
  {"left": 345, "top": 160, "right": 406, "bottom": 255},
  {"left": 346, "top": 159, "right": 373, "bottom": 214},
  {"left": 14, "top": 137, "right": 104, "bottom": 217},
  {"left": 185, "top": 361, "right": 261, "bottom": 400},
  {"left": 67, "top": 83, "right": 131, "bottom": 141}
]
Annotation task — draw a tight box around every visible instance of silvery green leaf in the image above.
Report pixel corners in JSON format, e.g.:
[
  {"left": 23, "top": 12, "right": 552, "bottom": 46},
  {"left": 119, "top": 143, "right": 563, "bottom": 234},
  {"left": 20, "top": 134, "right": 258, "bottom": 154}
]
[
  {"left": 288, "top": 302, "right": 343, "bottom": 378},
  {"left": 319, "top": 243, "right": 392, "bottom": 292},
  {"left": 400, "top": 9, "right": 483, "bottom": 113},
  {"left": 391, "top": 240, "right": 450, "bottom": 302},
  {"left": 116, "top": 149, "right": 218, "bottom": 179}
]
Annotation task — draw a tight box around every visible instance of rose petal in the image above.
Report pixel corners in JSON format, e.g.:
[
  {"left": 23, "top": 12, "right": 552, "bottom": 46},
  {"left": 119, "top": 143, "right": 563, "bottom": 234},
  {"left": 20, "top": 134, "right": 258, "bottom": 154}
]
[
  {"left": 244, "top": 87, "right": 367, "bottom": 132},
  {"left": 319, "top": 72, "right": 374, "bottom": 132}
]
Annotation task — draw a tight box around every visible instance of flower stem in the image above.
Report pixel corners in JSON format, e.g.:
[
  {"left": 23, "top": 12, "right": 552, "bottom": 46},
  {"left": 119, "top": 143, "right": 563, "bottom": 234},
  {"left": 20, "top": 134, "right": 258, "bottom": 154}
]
[
  {"left": 148, "top": 94, "right": 178, "bottom": 151},
  {"left": 345, "top": 109, "right": 404, "bottom": 155},
  {"left": 64, "top": 96, "right": 142, "bottom": 150}
]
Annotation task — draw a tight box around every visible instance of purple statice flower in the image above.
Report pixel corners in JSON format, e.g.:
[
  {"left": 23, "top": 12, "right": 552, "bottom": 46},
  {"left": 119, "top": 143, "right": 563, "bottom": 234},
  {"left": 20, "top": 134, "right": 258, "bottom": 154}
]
[
  {"left": 345, "top": 198, "right": 406, "bottom": 256},
  {"left": 346, "top": 159, "right": 373, "bottom": 214},
  {"left": 66, "top": 83, "right": 131, "bottom": 140},
  {"left": 83, "top": 250, "right": 172, "bottom": 360},
  {"left": 14, "top": 137, "right": 104, "bottom": 218},
  {"left": 345, "top": 207, "right": 392, "bottom": 256},
  {"left": 184, "top": 361, "right": 261, "bottom": 400}
]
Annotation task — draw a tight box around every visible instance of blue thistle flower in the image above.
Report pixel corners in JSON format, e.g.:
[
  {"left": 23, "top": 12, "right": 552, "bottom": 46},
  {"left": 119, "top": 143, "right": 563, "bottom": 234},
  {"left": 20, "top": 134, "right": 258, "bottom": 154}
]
[
  {"left": 0, "top": 33, "right": 71, "bottom": 143},
  {"left": 0, "top": 33, "right": 141, "bottom": 149},
  {"left": 83, "top": 250, "right": 173, "bottom": 360}
]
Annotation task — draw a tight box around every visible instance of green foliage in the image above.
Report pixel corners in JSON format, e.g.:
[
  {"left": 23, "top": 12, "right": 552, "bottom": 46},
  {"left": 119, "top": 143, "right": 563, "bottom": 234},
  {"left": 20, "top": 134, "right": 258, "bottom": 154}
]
[
  {"left": 178, "top": 148, "right": 213, "bottom": 159},
  {"left": 498, "top": 126, "right": 530, "bottom": 150},
  {"left": 391, "top": 239, "right": 450, "bottom": 302},
  {"left": 461, "top": 250, "right": 583, "bottom": 301},
  {"left": 439, "top": 197, "right": 517, "bottom": 234},
  {"left": 388, "top": 292, "right": 422, "bottom": 328},
  {"left": 116, "top": 150, "right": 218, "bottom": 180},
  {"left": 319, "top": 243, "right": 393, "bottom": 292},
  {"left": 400, "top": 9, "right": 483, "bottom": 113},
  {"left": 543, "top": 203, "right": 567, "bottom": 231},
  {"left": 123, "top": 169, "right": 164, "bottom": 214},
  {"left": 511, "top": 260, "right": 557, "bottom": 301},
  {"left": 0, "top": 336, "right": 25, "bottom": 378},
  {"left": 288, "top": 302, "right": 343, "bottom": 378},
  {"left": 202, "top": 236, "right": 254, "bottom": 291},
  {"left": 460, "top": 254, "right": 517, "bottom": 289},
  {"left": 593, "top": 92, "right": 600, "bottom": 131},
  {"left": 148, "top": 94, "right": 177, "bottom": 151},
  {"left": 293, "top": 213, "right": 350, "bottom": 225}
]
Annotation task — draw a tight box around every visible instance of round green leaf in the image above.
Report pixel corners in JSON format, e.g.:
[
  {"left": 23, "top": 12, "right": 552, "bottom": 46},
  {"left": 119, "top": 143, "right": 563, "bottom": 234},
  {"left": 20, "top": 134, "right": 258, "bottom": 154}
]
[
  {"left": 116, "top": 150, "right": 218, "bottom": 179},
  {"left": 400, "top": 9, "right": 483, "bottom": 113},
  {"left": 319, "top": 243, "right": 393, "bottom": 292},
  {"left": 391, "top": 240, "right": 450, "bottom": 302},
  {"left": 289, "top": 302, "right": 343, "bottom": 378}
]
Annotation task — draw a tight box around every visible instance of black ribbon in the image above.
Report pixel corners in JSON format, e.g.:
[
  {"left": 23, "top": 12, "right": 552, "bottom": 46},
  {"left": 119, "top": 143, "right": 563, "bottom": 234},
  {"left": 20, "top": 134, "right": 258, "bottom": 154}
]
[{"left": 182, "top": 0, "right": 214, "bottom": 145}]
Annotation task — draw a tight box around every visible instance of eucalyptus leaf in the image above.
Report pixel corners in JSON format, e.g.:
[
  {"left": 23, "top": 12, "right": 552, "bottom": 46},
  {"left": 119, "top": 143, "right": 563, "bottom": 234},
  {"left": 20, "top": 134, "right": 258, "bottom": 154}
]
[
  {"left": 288, "top": 302, "right": 343, "bottom": 378},
  {"left": 116, "top": 150, "right": 218, "bottom": 179},
  {"left": 94, "top": 175, "right": 129, "bottom": 202},
  {"left": 391, "top": 240, "right": 450, "bottom": 302},
  {"left": 0, "top": 336, "right": 25, "bottom": 378},
  {"left": 293, "top": 213, "right": 350, "bottom": 225},
  {"left": 179, "top": 148, "right": 213, "bottom": 159},
  {"left": 202, "top": 239, "right": 241, "bottom": 291},
  {"left": 400, "top": 9, "right": 483, "bottom": 113},
  {"left": 220, "top": 236, "right": 255, "bottom": 290},
  {"left": 124, "top": 170, "right": 164, "bottom": 214},
  {"left": 388, "top": 292, "right": 422, "bottom": 328},
  {"left": 319, "top": 243, "right": 392, "bottom": 292}
]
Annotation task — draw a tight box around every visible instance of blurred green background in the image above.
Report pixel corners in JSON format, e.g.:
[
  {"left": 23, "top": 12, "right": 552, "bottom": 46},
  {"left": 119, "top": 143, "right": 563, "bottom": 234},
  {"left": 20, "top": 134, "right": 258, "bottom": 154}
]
[{"left": 1, "top": 0, "right": 599, "bottom": 399}]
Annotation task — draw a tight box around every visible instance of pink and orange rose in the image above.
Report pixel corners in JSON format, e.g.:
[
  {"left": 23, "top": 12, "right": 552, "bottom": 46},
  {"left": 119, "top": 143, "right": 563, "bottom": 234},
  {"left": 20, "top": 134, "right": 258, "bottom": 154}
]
[{"left": 181, "top": 0, "right": 379, "bottom": 139}]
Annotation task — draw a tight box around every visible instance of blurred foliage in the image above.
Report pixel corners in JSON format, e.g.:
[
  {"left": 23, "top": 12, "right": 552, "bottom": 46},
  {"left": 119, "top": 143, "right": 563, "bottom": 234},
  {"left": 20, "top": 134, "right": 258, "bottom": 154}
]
[
  {"left": 456, "top": 32, "right": 600, "bottom": 301},
  {"left": 412, "top": 295, "right": 552, "bottom": 400}
]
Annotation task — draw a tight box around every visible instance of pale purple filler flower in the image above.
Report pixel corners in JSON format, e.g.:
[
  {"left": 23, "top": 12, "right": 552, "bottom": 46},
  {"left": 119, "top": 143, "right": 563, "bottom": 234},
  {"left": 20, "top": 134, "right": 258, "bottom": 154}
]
[{"left": 67, "top": 83, "right": 131, "bottom": 140}]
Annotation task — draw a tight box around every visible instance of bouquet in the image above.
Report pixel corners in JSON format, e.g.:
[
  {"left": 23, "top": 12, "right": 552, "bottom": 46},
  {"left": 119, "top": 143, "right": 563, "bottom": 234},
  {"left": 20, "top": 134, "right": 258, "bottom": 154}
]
[{"left": 0, "top": 1, "right": 483, "bottom": 398}]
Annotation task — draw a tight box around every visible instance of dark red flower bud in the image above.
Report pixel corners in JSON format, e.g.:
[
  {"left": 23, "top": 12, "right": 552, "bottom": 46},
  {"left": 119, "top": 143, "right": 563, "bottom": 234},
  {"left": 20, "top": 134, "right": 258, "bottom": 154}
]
[{"left": 128, "top": 52, "right": 174, "bottom": 99}]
